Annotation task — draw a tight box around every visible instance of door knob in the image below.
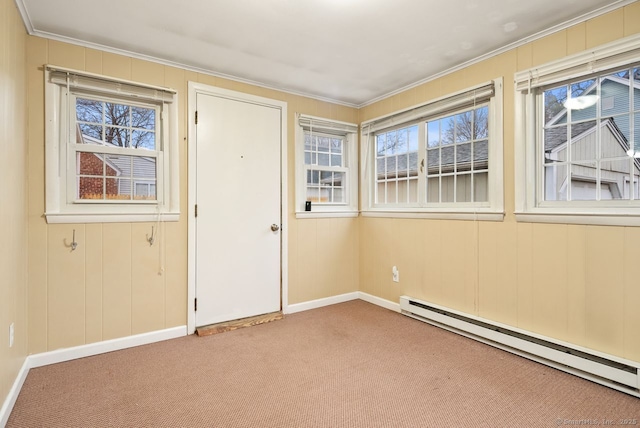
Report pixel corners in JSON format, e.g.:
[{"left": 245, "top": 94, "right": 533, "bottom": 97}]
[{"left": 271, "top": 224, "right": 280, "bottom": 232}]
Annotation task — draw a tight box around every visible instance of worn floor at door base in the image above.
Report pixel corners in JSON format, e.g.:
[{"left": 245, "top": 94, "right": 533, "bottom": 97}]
[{"left": 195, "top": 311, "right": 284, "bottom": 336}]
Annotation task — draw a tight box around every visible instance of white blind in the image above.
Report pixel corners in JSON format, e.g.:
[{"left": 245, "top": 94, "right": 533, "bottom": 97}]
[
  {"left": 47, "top": 65, "right": 176, "bottom": 103},
  {"left": 362, "top": 81, "right": 495, "bottom": 133},
  {"left": 514, "top": 34, "right": 640, "bottom": 92},
  {"left": 298, "top": 114, "right": 358, "bottom": 135}
]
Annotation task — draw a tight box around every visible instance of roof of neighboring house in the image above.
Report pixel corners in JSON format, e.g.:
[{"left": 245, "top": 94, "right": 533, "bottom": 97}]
[
  {"left": 544, "top": 121, "right": 599, "bottom": 152},
  {"left": 376, "top": 141, "right": 489, "bottom": 178},
  {"left": 544, "top": 117, "right": 640, "bottom": 171}
]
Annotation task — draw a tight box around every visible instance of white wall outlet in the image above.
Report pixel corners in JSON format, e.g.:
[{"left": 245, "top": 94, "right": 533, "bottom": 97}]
[
  {"left": 9, "top": 323, "right": 14, "bottom": 348},
  {"left": 392, "top": 266, "right": 399, "bottom": 283}
]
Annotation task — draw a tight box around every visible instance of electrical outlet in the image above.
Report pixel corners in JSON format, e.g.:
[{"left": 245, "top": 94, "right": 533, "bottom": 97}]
[
  {"left": 392, "top": 266, "right": 400, "bottom": 283},
  {"left": 9, "top": 323, "right": 14, "bottom": 348}
]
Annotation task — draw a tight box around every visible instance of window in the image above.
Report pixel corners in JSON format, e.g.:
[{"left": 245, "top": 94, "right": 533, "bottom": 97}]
[
  {"left": 515, "top": 34, "right": 640, "bottom": 225},
  {"left": 361, "top": 79, "right": 503, "bottom": 220},
  {"left": 45, "top": 65, "right": 179, "bottom": 223},
  {"left": 295, "top": 114, "right": 358, "bottom": 217}
]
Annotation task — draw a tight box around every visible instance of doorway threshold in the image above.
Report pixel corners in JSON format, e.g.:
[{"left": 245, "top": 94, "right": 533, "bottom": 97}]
[{"left": 196, "top": 311, "right": 284, "bottom": 337}]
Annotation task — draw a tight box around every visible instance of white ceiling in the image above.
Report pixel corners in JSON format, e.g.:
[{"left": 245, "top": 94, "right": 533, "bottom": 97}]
[{"left": 17, "top": 0, "right": 632, "bottom": 106}]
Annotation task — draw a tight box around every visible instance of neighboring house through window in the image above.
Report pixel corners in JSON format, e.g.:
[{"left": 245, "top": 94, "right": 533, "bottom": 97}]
[
  {"left": 295, "top": 114, "right": 358, "bottom": 217},
  {"left": 45, "top": 66, "right": 180, "bottom": 223},
  {"left": 361, "top": 78, "right": 503, "bottom": 220},
  {"left": 515, "top": 34, "right": 640, "bottom": 225}
]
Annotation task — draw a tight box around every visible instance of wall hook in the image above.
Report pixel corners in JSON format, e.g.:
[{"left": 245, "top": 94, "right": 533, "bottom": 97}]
[
  {"left": 70, "top": 229, "right": 78, "bottom": 251},
  {"left": 147, "top": 226, "right": 155, "bottom": 246}
]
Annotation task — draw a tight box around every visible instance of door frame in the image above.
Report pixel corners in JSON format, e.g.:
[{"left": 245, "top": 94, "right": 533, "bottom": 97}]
[{"left": 187, "top": 82, "right": 288, "bottom": 334}]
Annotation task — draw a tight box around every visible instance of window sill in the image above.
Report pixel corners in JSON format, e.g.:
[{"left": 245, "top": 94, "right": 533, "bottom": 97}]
[
  {"left": 361, "top": 210, "right": 504, "bottom": 221},
  {"left": 45, "top": 212, "right": 180, "bottom": 224},
  {"left": 295, "top": 211, "right": 359, "bottom": 219},
  {"left": 515, "top": 211, "right": 640, "bottom": 227}
]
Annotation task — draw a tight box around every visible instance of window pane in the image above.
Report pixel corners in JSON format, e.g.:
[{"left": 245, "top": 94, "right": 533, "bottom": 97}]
[
  {"left": 105, "top": 103, "right": 130, "bottom": 127},
  {"left": 134, "top": 182, "right": 156, "bottom": 199},
  {"left": 601, "top": 71, "right": 630, "bottom": 117},
  {"left": 544, "top": 164, "right": 568, "bottom": 201},
  {"left": 398, "top": 179, "right": 408, "bottom": 204},
  {"left": 441, "top": 176, "right": 455, "bottom": 202},
  {"left": 544, "top": 86, "right": 567, "bottom": 124},
  {"left": 456, "top": 143, "right": 471, "bottom": 172},
  {"left": 131, "top": 130, "right": 155, "bottom": 150},
  {"left": 456, "top": 174, "right": 471, "bottom": 202},
  {"left": 426, "top": 148, "right": 439, "bottom": 176},
  {"left": 106, "top": 178, "right": 131, "bottom": 200},
  {"left": 473, "top": 140, "right": 488, "bottom": 171},
  {"left": 329, "top": 137, "right": 341, "bottom": 152},
  {"left": 426, "top": 176, "right": 439, "bottom": 203},
  {"left": 455, "top": 111, "right": 472, "bottom": 143},
  {"left": 78, "top": 152, "right": 103, "bottom": 176},
  {"left": 131, "top": 106, "right": 155, "bottom": 130},
  {"left": 78, "top": 124, "right": 102, "bottom": 142},
  {"left": 570, "top": 120, "right": 596, "bottom": 162},
  {"left": 132, "top": 157, "right": 157, "bottom": 182},
  {"left": 408, "top": 125, "right": 418, "bottom": 151},
  {"left": 568, "top": 79, "right": 597, "bottom": 121},
  {"left": 331, "top": 154, "right": 342, "bottom": 167},
  {"left": 440, "top": 146, "right": 454, "bottom": 172},
  {"left": 408, "top": 178, "right": 418, "bottom": 204},
  {"left": 474, "top": 172, "right": 488, "bottom": 202},
  {"left": 634, "top": 112, "right": 640, "bottom": 154},
  {"left": 376, "top": 135, "right": 386, "bottom": 156},
  {"left": 317, "top": 136, "right": 330, "bottom": 152},
  {"left": 105, "top": 126, "right": 129, "bottom": 147},
  {"left": 570, "top": 163, "right": 598, "bottom": 201},
  {"left": 304, "top": 152, "right": 311, "bottom": 164},
  {"left": 600, "top": 159, "right": 631, "bottom": 200},
  {"left": 78, "top": 177, "right": 103, "bottom": 200},
  {"left": 427, "top": 121, "right": 440, "bottom": 148},
  {"left": 442, "top": 116, "right": 455, "bottom": 145},
  {"left": 76, "top": 98, "right": 103, "bottom": 123},
  {"left": 634, "top": 67, "right": 640, "bottom": 112},
  {"left": 474, "top": 106, "right": 488, "bottom": 139},
  {"left": 318, "top": 153, "right": 330, "bottom": 166},
  {"left": 544, "top": 125, "right": 567, "bottom": 163}
]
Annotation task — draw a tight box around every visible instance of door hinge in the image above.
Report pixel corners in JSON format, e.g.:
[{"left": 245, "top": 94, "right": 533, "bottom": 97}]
[
  {"left": 194, "top": 298, "right": 197, "bottom": 311},
  {"left": 195, "top": 204, "right": 198, "bottom": 217},
  {"left": 195, "top": 111, "right": 198, "bottom": 125}
]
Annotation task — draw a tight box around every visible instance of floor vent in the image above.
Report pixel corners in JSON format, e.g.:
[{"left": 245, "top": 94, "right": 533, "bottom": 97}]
[{"left": 400, "top": 295, "right": 640, "bottom": 397}]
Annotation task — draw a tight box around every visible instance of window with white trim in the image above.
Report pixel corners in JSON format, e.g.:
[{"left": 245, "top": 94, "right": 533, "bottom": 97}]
[
  {"left": 295, "top": 114, "right": 358, "bottom": 216},
  {"left": 361, "top": 79, "right": 503, "bottom": 219},
  {"left": 45, "top": 66, "right": 180, "bottom": 223},
  {"left": 514, "top": 35, "right": 640, "bottom": 225}
]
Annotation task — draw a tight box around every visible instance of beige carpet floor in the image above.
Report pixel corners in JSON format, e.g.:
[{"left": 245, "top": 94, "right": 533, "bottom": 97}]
[{"left": 7, "top": 300, "right": 640, "bottom": 427}]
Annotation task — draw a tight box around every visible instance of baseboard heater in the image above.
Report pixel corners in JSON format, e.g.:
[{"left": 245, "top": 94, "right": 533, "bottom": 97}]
[{"left": 399, "top": 295, "right": 640, "bottom": 397}]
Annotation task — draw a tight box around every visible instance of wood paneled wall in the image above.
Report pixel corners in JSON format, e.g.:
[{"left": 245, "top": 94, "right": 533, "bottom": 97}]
[
  {"left": 359, "top": 3, "right": 640, "bottom": 361},
  {"left": 0, "top": 0, "right": 28, "bottom": 408}
]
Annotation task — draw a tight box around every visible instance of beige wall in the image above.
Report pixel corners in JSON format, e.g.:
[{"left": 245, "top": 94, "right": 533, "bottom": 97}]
[
  {"left": 359, "top": 3, "right": 640, "bottom": 362},
  {"left": 0, "top": 0, "right": 28, "bottom": 408},
  {"left": 24, "top": 36, "right": 360, "bottom": 354},
  {"left": 4, "top": 0, "right": 639, "bottom": 394}
]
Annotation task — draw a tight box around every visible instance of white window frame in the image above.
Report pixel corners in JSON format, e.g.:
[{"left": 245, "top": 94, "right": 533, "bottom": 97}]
[
  {"left": 360, "top": 78, "right": 504, "bottom": 221},
  {"left": 514, "top": 34, "right": 640, "bottom": 226},
  {"left": 295, "top": 114, "right": 358, "bottom": 218},
  {"left": 44, "top": 65, "right": 180, "bottom": 223}
]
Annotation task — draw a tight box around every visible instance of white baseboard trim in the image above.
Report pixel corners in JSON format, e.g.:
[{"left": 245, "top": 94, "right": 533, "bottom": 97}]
[
  {"left": 29, "top": 326, "right": 187, "bottom": 368},
  {"left": 284, "top": 291, "right": 400, "bottom": 315},
  {"left": 358, "top": 292, "right": 401, "bottom": 312},
  {"left": 0, "top": 358, "right": 29, "bottom": 428},
  {"left": 285, "top": 292, "right": 359, "bottom": 314}
]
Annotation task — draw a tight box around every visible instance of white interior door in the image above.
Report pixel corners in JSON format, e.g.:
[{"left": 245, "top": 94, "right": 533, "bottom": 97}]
[{"left": 195, "top": 92, "right": 282, "bottom": 327}]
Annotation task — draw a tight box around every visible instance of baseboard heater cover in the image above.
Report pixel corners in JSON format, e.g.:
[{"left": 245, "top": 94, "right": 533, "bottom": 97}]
[{"left": 399, "top": 295, "right": 640, "bottom": 397}]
